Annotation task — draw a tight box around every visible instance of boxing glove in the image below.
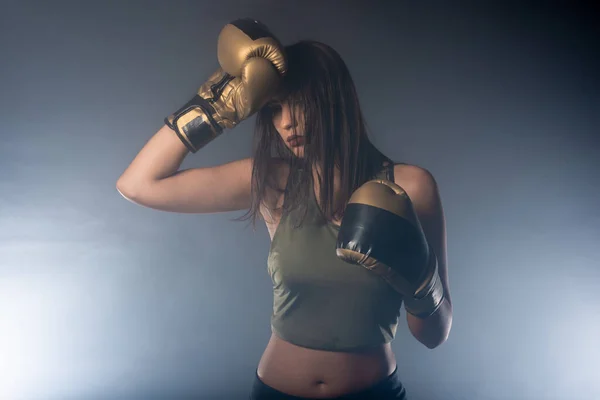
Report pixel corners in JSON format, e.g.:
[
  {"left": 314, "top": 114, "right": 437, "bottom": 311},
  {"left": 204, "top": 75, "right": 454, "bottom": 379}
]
[
  {"left": 336, "top": 180, "right": 444, "bottom": 318},
  {"left": 166, "top": 18, "right": 287, "bottom": 153}
]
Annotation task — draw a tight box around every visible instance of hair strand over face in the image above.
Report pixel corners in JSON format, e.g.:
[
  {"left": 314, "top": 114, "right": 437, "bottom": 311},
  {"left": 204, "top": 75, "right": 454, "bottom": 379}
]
[{"left": 235, "top": 40, "right": 393, "bottom": 228}]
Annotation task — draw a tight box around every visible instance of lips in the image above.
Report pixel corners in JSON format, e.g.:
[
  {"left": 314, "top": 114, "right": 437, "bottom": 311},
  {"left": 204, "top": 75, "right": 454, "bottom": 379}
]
[
  {"left": 287, "top": 135, "right": 305, "bottom": 147},
  {"left": 287, "top": 135, "right": 303, "bottom": 142}
]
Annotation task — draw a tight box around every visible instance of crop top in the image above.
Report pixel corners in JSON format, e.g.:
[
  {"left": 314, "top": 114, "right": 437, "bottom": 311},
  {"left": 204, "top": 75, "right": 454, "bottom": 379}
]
[{"left": 267, "top": 164, "right": 404, "bottom": 351}]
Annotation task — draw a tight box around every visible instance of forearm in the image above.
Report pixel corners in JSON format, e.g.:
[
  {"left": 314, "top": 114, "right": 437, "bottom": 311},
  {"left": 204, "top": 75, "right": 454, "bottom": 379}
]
[{"left": 406, "top": 296, "right": 453, "bottom": 349}]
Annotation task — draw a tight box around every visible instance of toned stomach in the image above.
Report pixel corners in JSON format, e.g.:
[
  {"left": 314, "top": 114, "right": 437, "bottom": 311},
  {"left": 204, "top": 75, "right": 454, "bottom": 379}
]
[{"left": 257, "top": 333, "right": 397, "bottom": 398}]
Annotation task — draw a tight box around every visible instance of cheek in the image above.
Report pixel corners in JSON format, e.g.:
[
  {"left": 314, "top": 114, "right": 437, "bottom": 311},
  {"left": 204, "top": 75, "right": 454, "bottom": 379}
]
[
  {"left": 273, "top": 124, "right": 285, "bottom": 140},
  {"left": 271, "top": 115, "right": 283, "bottom": 134}
]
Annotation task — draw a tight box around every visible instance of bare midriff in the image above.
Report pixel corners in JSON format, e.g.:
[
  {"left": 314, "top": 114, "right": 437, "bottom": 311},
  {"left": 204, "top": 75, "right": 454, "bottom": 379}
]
[{"left": 257, "top": 333, "right": 396, "bottom": 398}]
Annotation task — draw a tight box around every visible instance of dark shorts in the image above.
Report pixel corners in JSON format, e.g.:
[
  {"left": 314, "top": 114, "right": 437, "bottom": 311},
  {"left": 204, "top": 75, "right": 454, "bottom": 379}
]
[{"left": 249, "top": 367, "right": 407, "bottom": 400}]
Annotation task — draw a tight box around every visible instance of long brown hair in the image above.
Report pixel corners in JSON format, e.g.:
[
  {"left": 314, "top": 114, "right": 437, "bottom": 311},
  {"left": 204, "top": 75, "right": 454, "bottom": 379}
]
[{"left": 239, "top": 40, "right": 393, "bottom": 227}]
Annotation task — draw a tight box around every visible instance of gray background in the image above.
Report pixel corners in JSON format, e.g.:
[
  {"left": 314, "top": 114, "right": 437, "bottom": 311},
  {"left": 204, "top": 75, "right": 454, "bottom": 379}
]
[{"left": 1, "top": 1, "right": 599, "bottom": 399}]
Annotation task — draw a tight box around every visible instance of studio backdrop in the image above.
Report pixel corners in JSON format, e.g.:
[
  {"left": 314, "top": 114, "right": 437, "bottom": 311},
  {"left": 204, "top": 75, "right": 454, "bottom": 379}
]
[{"left": 1, "top": 1, "right": 598, "bottom": 399}]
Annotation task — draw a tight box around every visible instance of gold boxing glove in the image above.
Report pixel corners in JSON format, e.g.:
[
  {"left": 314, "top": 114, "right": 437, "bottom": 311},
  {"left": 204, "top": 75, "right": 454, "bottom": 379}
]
[
  {"left": 336, "top": 180, "right": 445, "bottom": 318},
  {"left": 166, "top": 18, "right": 287, "bottom": 153}
]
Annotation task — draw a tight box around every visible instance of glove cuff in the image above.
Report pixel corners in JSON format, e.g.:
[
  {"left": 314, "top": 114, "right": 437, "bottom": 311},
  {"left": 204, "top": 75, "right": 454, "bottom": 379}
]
[
  {"left": 403, "top": 252, "right": 445, "bottom": 318},
  {"left": 165, "top": 95, "right": 223, "bottom": 153}
]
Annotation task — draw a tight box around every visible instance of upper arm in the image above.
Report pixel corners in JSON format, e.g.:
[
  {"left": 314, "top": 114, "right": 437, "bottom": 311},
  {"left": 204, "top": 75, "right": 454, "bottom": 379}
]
[
  {"left": 394, "top": 164, "right": 451, "bottom": 306},
  {"left": 118, "top": 158, "right": 254, "bottom": 214}
]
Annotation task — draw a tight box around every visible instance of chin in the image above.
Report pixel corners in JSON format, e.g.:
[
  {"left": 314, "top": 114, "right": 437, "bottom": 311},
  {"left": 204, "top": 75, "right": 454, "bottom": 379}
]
[
  {"left": 285, "top": 144, "right": 305, "bottom": 158},
  {"left": 293, "top": 147, "right": 305, "bottom": 158}
]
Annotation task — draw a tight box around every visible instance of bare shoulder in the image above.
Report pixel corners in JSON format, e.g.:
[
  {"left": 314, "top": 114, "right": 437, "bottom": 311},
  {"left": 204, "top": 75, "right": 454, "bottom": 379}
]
[
  {"left": 393, "top": 163, "right": 441, "bottom": 211},
  {"left": 393, "top": 163, "right": 438, "bottom": 191}
]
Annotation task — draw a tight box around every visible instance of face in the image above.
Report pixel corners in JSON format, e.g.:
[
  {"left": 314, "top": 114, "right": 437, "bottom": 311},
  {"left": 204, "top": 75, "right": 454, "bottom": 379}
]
[{"left": 271, "top": 102, "right": 306, "bottom": 158}]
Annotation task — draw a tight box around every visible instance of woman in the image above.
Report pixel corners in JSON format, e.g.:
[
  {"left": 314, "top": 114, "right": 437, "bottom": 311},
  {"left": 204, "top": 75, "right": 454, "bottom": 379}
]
[{"left": 116, "top": 19, "right": 452, "bottom": 400}]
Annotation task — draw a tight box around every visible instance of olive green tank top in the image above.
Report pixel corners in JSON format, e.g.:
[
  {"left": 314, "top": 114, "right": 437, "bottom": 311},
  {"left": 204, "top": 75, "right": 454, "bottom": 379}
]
[{"left": 267, "top": 165, "right": 404, "bottom": 351}]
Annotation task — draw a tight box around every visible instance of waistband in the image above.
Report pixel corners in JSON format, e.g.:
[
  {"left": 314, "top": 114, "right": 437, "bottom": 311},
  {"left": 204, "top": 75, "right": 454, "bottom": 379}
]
[{"left": 251, "top": 366, "right": 406, "bottom": 400}]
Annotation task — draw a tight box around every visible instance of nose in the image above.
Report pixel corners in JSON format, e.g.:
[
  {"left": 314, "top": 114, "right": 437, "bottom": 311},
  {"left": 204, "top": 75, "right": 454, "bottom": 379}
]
[
  {"left": 281, "top": 120, "right": 297, "bottom": 131},
  {"left": 273, "top": 103, "right": 301, "bottom": 132}
]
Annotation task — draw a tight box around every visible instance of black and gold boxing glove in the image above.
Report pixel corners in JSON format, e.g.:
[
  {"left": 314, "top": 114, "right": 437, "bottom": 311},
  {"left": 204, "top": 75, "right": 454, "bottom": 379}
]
[
  {"left": 166, "top": 18, "right": 287, "bottom": 153},
  {"left": 336, "top": 180, "right": 445, "bottom": 318}
]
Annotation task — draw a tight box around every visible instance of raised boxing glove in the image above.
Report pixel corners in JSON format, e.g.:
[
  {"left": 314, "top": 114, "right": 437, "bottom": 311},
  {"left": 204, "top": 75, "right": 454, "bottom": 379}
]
[{"left": 166, "top": 18, "right": 287, "bottom": 153}]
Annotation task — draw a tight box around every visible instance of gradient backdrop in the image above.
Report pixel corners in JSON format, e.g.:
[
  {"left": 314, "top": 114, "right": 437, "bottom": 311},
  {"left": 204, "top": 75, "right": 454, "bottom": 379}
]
[{"left": 1, "top": 1, "right": 599, "bottom": 399}]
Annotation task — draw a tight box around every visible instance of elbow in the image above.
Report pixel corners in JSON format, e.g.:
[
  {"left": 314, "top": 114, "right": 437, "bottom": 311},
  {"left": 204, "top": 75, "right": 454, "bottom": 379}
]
[
  {"left": 116, "top": 177, "right": 129, "bottom": 195},
  {"left": 425, "top": 314, "right": 453, "bottom": 349},
  {"left": 116, "top": 178, "right": 138, "bottom": 202},
  {"left": 415, "top": 326, "right": 451, "bottom": 349},
  {"left": 422, "top": 332, "right": 449, "bottom": 349},
  {"left": 408, "top": 303, "right": 453, "bottom": 350}
]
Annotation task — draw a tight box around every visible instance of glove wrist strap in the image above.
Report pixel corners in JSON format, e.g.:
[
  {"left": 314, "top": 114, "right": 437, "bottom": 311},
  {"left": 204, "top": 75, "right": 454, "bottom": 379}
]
[
  {"left": 404, "top": 256, "right": 445, "bottom": 319},
  {"left": 165, "top": 95, "right": 223, "bottom": 153}
]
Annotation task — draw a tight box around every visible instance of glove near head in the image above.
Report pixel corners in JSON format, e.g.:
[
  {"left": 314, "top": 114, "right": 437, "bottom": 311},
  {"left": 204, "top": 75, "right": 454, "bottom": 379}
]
[{"left": 166, "top": 18, "right": 287, "bottom": 152}]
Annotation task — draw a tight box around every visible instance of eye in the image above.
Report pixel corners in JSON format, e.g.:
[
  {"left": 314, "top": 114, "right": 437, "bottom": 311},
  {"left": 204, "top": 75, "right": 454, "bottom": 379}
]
[{"left": 266, "top": 102, "right": 282, "bottom": 115}]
